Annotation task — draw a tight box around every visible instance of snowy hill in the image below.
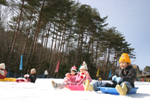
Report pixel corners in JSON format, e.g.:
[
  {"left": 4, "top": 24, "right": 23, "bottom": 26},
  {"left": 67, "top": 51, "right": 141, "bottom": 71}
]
[{"left": 0, "top": 79, "right": 150, "bottom": 100}]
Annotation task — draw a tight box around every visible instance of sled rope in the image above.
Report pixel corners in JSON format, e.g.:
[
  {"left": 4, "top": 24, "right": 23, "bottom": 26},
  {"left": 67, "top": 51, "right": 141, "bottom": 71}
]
[{"left": 77, "top": 76, "right": 86, "bottom": 86}]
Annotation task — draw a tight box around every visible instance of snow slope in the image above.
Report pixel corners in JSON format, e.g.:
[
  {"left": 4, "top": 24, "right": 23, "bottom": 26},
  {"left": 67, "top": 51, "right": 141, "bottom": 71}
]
[{"left": 0, "top": 79, "right": 150, "bottom": 100}]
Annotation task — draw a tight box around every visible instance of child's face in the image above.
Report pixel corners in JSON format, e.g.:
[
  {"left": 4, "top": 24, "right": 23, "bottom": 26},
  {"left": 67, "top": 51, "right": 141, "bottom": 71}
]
[
  {"left": 30, "top": 71, "right": 34, "bottom": 74},
  {"left": 80, "top": 69, "right": 86, "bottom": 73},
  {"left": 71, "top": 70, "right": 76, "bottom": 76},
  {"left": 119, "top": 62, "right": 128, "bottom": 69}
]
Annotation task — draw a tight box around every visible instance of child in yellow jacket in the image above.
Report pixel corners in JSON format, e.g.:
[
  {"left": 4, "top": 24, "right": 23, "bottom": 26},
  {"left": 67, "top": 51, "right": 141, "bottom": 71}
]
[{"left": 84, "top": 53, "right": 136, "bottom": 95}]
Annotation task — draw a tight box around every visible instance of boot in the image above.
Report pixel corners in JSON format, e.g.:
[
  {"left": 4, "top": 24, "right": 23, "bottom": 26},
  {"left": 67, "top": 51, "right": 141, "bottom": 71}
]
[
  {"left": 84, "top": 79, "right": 94, "bottom": 91},
  {"left": 51, "top": 80, "right": 66, "bottom": 89},
  {"left": 116, "top": 83, "right": 128, "bottom": 95},
  {"left": 51, "top": 80, "right": 58, "bottom": 89}
]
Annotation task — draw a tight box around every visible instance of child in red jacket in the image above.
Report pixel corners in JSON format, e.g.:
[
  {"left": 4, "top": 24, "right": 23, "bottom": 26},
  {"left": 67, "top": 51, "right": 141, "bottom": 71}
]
[{"left": 0, "top": 63, "right": 7, "bottom": 79}]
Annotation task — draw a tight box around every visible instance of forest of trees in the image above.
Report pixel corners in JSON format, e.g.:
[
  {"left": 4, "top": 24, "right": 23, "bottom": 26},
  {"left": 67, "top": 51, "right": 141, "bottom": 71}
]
[{"left": 0, "top": 0, "right": 135, "bottom": 79}]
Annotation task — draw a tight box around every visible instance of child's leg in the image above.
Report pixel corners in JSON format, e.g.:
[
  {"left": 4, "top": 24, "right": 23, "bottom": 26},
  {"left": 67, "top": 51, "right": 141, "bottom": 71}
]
[
  {"left": 92, "top": 81, "right": 106, "bottom": 91},
  {"left": 120, "top": 81, "right": 133, "bottom": 93},
  {"left": 116, "top": 82, "right": 133, "bottom": 95},
  {"left": 51, "top": 80, "right": 67, "bottom": 89}
]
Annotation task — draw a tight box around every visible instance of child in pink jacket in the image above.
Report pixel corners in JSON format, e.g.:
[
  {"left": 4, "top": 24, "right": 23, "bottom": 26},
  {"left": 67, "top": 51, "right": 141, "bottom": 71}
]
[
  {"left": 52, "top": 66, "right": 77, "bottom": 88},
  {"left": 63, "top": 66, "right": 77, "bottom": 85},
  {"left": 69, "top": 61, "right": 92, "bottom": 86},
  {"left": 52, "top": 61, "right": 92, "bottom": 89}
]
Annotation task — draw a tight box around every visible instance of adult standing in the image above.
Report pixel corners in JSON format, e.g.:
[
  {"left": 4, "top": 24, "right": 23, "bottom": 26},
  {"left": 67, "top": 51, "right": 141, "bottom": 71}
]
[{"left": 44, "top": 69, "right": 48, "bottom": 78}]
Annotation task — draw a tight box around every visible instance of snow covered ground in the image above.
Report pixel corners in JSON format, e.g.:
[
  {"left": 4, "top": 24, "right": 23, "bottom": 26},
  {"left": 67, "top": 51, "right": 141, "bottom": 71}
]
[{"left": 0, "top": 79, "right": 150, "bottom": 100}]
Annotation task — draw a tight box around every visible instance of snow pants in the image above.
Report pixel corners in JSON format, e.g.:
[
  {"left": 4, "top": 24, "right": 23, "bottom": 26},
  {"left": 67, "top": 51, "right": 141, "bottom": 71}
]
[{"left": 92, "top": 81, "right": 133, "bottom": 93}]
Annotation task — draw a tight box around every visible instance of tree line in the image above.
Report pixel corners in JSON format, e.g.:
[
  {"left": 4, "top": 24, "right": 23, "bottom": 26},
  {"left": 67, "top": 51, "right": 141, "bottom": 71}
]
[{"left": 0, "top": 0, "right": 135, "bottom": 79}]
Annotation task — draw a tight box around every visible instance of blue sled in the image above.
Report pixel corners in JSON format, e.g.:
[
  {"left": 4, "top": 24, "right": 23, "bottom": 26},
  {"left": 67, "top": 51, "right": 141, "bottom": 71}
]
[{"left": 97, "top": 87, "right": 138, "bottom": 95}]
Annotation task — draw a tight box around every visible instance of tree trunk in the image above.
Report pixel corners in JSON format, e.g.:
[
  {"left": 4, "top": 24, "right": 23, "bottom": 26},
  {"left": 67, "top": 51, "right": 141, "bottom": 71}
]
[
  {"left": 58, "top": 22, "right": 66, "bottom": 60},
  {"left": 49, "top": 22, "right": 60, "bottom": 75},
  {"left": 8, "top": 0, "right": 24, "bottom": 70},
  {"left": 112, "top": 51, "right": 117, "bottom": 73},
  {"left": 80, "top": 30, "right": 83, "bottom": 63},
  {"left": 48, "top": 23, "right": 56, "bottom": 74},
  {"left": 105, "top": 47, "right": 111, "bottom": 68},
  {"left": 55, "top": 21, "right": 64, "bottom": 63},
  {"left": 32, "top": 0, "right": 45, "bottom": 55},
  {"left": 64, "top": 21, "right": 72, "bottom": 62},
  {"left": 36, "top": 32, "right": 45, "bottom": 74},
  {"left": 103, "top": 52, "right": 107, "bottom": 79},
  {"left": 21, "top": 12, "right": 33, "bottom": 55},
  {"left": 91, "top": 38, "right": 94, "bottom": 62},
  {"left": 95, "top": 41, "right": 99, "bottom": 64},
  {"left": 42, "top": 26, "right": 51, "bottom": 63},
  {"left": 74, "top": 28, "right": 81, "bottom": 65}
]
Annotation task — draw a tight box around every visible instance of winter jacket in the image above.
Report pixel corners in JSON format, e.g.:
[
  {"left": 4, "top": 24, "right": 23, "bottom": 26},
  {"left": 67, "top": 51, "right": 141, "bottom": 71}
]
[
  {"left": 106, "top": 65, "right": 136, "bottom": 87},
  {"left": 0, "top": 69, "right": 7, "bottom": 79},
  {"left": 66, "top": 72, "right": 92, "bottom": 86},
  {"left": 63, "top": 75, "right": 76, "bottom": 85},
  {"left": 28, "top": 74, "right": 37, "bottom": 83},
  {"left": 70, "top": 72, "right": 92, "bottom": 85}
]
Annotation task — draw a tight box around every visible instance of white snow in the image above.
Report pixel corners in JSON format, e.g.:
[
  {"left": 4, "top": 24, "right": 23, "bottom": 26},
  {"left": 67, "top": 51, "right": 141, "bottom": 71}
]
[{"left": 0, "top": 79, "right": 150, "bottom": 100}]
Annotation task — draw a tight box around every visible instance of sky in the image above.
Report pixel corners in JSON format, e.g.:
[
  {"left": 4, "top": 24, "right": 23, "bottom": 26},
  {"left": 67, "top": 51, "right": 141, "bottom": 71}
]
[{"left": 77, "top": 0, "right": 150, "bottom": 70}]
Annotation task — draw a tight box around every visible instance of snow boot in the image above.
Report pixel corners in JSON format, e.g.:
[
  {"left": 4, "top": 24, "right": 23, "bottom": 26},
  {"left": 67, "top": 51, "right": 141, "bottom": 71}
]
[
  {"left": 51, "top": 80, "right": 58, "bottom": 89},
  {"left": 51, "top": 80, "right": 66, "bottom": 89},
  {"left": 116, "top": 83, "right": 128, "bottom": 95},
  {"left": 84, "top": 79, "right": 94, "bottom": 91}
]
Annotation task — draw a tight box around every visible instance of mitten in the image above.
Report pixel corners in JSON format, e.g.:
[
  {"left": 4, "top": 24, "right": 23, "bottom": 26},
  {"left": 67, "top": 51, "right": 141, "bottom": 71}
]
[
  {"left": 115, "top": 77, "right": 123, "bottom": 83},
  {"left": 84, "top": 71, "right": 90, "bottom": 77},
  {"left": 65, "top": 73, "right": 71, "bottom": 79},
  {"left": 112, "top": 75, "right": 117, "bottom": 81}
]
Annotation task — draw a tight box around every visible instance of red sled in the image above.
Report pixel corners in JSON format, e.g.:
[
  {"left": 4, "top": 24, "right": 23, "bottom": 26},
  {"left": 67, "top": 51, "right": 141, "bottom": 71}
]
[
  {"left": 66, "top": 85, "right": 84, "bottom": 91},
  {"left": 15, "top": 78, "right": 31, "bottom": 83}
]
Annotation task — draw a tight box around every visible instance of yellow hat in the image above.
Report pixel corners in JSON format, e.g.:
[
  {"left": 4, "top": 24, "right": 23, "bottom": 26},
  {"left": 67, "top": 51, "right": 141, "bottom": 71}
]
[{"left": 119, "top": 53, "right": 131, "bottom": 63}]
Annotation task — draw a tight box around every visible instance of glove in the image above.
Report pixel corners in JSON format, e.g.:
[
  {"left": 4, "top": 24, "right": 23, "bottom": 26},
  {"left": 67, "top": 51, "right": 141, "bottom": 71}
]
[
  {"left": 65, "top": 73, "right": 71, "bottom": 79},
  {"left": 112, "top": 75, "right": 117, "bottom": 81},
  {"left": 24, "top": 74, "right": 29, "bottom": 78},
  {"left": 84, "top": 71, "right": 90, "bottom": 78},
  {"left": 115, "top": 77, "right": 123, "bottom": 83}
]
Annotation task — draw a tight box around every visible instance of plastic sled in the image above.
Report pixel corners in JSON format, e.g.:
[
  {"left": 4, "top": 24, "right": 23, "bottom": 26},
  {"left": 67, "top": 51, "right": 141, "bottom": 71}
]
[
  {"left": 0, "top": 78, "right": 16, "bottom": 82},
  {"left": 15, "top": 78, "right": 31, "bottom": 83},
  {"left": 15, "top": 79, "right": 26, "bottom": 83},
  {"left": 66, "top": 85, "right": 84, "bottom": 91},
  {"left": 97, "top": 87, "right": 138, "bottom": 95}
]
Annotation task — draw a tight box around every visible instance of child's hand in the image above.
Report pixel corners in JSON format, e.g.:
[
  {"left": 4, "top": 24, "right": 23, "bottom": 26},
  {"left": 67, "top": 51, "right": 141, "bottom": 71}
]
[
  {"left": 84, "top": 71, "right": 90, "bottom": 78},
  {"left": 112, "top": 75, "right": 117, "bottom": 81},
  {"left": 24, "top": 74, "right": 29, "bottom": 78},
  {"left": 65, "top": 73, "right": 71, "bottom": 79},
  {"left": 115, "top": 77, "right": 123, "bottom": 83}
]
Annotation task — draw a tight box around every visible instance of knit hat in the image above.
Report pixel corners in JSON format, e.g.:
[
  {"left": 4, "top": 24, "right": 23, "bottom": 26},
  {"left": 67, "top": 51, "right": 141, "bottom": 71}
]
[
  {"left": 80, "top": 61, "right": 88, "bottom": 70},
  {"left": 31, "top": 68, "right": 36, "bottom": 74},
  {"left": 0, "top": 63, "right": 5, "bottom": 69},
  {"left": 119, "top": 53, "right": 131, "bottom": 64},
  {"left": 71, "top": 66, "right": 77, "bottom": 72}
]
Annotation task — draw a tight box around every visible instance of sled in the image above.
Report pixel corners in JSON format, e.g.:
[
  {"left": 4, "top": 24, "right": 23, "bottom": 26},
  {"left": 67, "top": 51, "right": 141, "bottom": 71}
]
[
  {"left": 66, "top": 85, "right": 84, "bottom": 91},
  {"left": 97, "top": 87, "right": 138, "bottom": 95},
  {"left": 0, "top": 78, "right": 16, "bottom": 82},
  {"left": 15, "top": 78, "right": 31, "bottom": 83}
]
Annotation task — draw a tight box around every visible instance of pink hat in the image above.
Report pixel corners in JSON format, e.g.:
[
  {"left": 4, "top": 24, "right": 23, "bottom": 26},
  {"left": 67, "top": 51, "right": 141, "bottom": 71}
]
[{"left": 71, "top": 66, "right": 77, "bottom": 72}]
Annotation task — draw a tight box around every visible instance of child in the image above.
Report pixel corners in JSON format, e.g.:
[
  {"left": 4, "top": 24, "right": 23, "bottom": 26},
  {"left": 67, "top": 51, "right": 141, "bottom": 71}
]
[
  {"left": 63, "top": 66, "right": 77, "bottom": 84},
  {"left": 73, "top": 61, "right": 92, "bottom": 86},
  {"left": 0, "top": 63, "right": 7, "bottom": 79},
  {"left": 52, "top": 66, "right": 77, "bottom": 88},
  {"left": 84, "top": 53, "right": 136, "bottom": 95},
  {"left": 16, "top": 68, "right": 37, "bottom": 83},
  {"left": 25, "top": 68, "right": 37, "bottom": 83},
  {"left": 52, "top": 61, "right": 92, "bottom": 89}
]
